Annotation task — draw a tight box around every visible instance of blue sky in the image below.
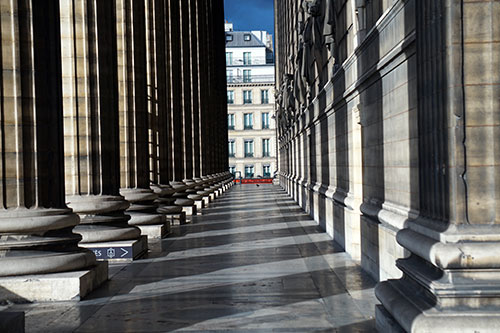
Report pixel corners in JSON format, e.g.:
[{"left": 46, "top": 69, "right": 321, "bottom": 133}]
[{"left": 223, "top": 0, "right": 275, "bottom": 35}]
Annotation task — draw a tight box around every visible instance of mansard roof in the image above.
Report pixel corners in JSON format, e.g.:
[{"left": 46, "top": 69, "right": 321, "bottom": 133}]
[{"left": 225, "top": 31, "right": 266, "bottom": 48}]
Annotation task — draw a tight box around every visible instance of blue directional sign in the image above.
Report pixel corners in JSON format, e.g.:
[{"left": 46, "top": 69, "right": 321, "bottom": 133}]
[{"left": 88, "top": 246, "right": 133, "bottom": 260}]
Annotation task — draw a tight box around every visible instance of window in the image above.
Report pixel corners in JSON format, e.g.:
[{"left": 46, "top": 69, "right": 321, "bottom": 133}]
[
  {"left": 262, "top": 139, "right": 270, "bottom": 157},
  {"left": 228, "top": 140, "right": 235, "bottom": 157},
  {"left": 243, "top": 52, "right": 252, "bottom": 65},
  {"left": 229, "top": 166, "right": 236, "bottom": 175},
  {"left": 243, "top": 90, "right": 252, "bottom": 104},
  {"left": 244, "top": 34, "right": 251, "bottom": 41},
  {"left": 227, "top": 91, "right": 234, "bottom": 104},
  {"left": 244, "top": 140, "right": 254, "bottom": 157},
  {"left": 226, "top": 34, "right": 233, "bottom": 41},
  {"left": 225, "top": 52, "right": 233, "bottom": 65},
  {"left": 243, "top": 70, "right": 251, "bottom": 83},
  {"left": 228, "top": 114, "right": 235, "bottom": 129},
  {"left": 244, "top": 113, "right": 253, "bottom": 129},
  {"left": 261, "top": 90, "right": 269, "bottom": 104},
  {"left": 245, "top": 165, "right": 254, "bottom": 178},
  {"left": 226, "top": 69, "right": 233, "bottom": 83},
  {"left": 262, "top": 112, "right": 269, "bottom": 129},
  {"left": 263, "top": 165, "right": 271, "bottom": 178}
]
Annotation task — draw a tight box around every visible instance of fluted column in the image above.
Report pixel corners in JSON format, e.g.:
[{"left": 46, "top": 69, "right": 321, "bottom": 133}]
[
  {"left": 61, "top": 0, "right": 143, "bottom": 254},
  {"left": 146, "top": 0, "right": 184, "bottom": 222},
  {"left": 117, "top": 0, "right": 165, "bottom": 231},
  {"left": 205, "top": 0, "right": 217, "bottom": 176},
  {"left": 0, "top": 0, "right": 96, "bottom": 281},
  {"left": 179, "top": 0, "right": 193, "bottom": 182},
  {"left": 190, "top": 0, "right": 201, "bottom": 180},
  {"left": 181, "top": 0, "right": 207, "bottom": 207},
  {"left": 164, "top": 0, "right": 196, "bottom": 215},
  {"left": 191, "top": 0, "right": 215, "bottom": 201},
  {"left": 198, "top": 0, "right": 209, "bottom": 178}
]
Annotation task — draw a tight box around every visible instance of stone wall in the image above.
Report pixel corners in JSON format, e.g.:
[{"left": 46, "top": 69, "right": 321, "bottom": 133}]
[
  {"left": 276, "top": 0, "right": 500, "bottom": 330},
  {"left": 276, "top": 0, "right": 415, "bottom": 282}
]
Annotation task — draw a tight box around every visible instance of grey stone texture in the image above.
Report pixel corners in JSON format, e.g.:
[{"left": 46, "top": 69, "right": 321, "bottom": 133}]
[
  {"left": 0, "top": 0, "right": 99, "bottom": 283},
  {"left": 5, "top": 185, "right": 378, "bottom": 332},
  {"left": 0, "top": 0, "right": 230, "bottom": 303},
  {"left": 275, "top": 0, "right": 500, "bottom": 330}
]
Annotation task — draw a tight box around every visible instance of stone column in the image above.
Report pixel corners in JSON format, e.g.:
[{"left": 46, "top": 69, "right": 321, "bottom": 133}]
[
  {"left": 165, "top": 0, "right": 197, "bottom": 216},
  {"left": 376, "top": 1, "right": 500, "bottom": 331},
  {"left": 117, "top": 0, "right": 166, "bottom": 237},
  {"left": 179, "top": 0, "right": 194, "bottom": 182},
  {"left": 147, "top": 0, "right": 185, "bottom": 225},
  {"left": 182, "top": 0, "right": 209, "bottom": 210},
  {"left": 167, "top": 0, "right": 184, "bottom": 183},
  {"left": 205, "top": 0, "right": 216, "bottom": 177},
  {"left": 198, "top": 0, "right": 209, "bottom": 179},
  {"left": 214, "top": 0, "right": 230, "bottom": 180},
  {"left": 0, "top": 0, "right": 105, "bottom": 301},
  {"left": 61, "top": 0, "right": 146, "bottom": 261}
]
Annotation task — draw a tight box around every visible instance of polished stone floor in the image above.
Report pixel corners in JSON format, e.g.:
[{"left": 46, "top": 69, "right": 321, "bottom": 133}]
[{"left": 7, "top": 184, "right": 378, "bottom": 332}]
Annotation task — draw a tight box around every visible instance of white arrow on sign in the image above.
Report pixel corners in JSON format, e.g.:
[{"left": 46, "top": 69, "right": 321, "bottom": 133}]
[{"left": 120, "top": 248, "right": 129, "bottom": 258}]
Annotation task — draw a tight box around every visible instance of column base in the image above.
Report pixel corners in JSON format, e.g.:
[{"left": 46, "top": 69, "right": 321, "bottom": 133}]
[
  {"left": 375, "top": 305, "right": 404, "bottom": 333},
  {"left": 194, "top": 200, "right": 204, "bottom": 211},
  {"left": 137, "top": 223, "right": 170, "bottom": 239},
  {"left": 376, "top": 279, "right": 500, "bottom": 332},
  {"left": 0, "top": 312, "right": 24, "bottom": 333},
  {"left": 202, "top": 196, "right": 210, "bottom": 206},
  {"left": 167, "top": 212, "right": 187, "bottom": 225},
  {"left": 182, "top": 205, "right": 197, "bottom": 216},
  {"left": 0, "top": 262, "right": 108, "bottom": 302},
  {"left": 81, "top": 236, "right": 148, "bottom": 262}
]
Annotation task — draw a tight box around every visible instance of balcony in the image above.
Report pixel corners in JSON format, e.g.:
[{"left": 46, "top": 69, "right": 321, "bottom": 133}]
[
  {"left": 244, "top": 125, "right": 253, "bottom": 130},
  {"left": 226, "top": 56, "right": 271, "bottom": 67},
  {"left": 227, "top": 74, "right": 275, "bottom": 84},
  {"left": 244, "top": 153, "right": 254, "bottom": 158}
]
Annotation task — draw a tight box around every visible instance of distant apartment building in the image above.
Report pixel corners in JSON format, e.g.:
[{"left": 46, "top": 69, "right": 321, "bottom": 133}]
[{"left": 225, "top": 22, "right": 276, "bottom": 179}]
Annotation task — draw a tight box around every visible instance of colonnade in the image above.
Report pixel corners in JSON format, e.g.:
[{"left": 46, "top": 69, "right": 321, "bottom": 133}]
[{"left": 0, "top": 0, "right": 230, "bottom": 302}]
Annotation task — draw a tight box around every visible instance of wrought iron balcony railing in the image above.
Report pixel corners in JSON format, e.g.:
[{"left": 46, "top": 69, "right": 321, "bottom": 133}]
[{"left": 227, "top": 74, "right": 275, "bottom": 84}]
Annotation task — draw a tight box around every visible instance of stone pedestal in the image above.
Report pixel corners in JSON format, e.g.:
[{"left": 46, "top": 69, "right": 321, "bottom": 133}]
[
  {"left": 121, "top": 188, "right": 167, "bottom": 240},
  {"left": 202, "top": 196, "right": 211, "bottom": 206},
  {"left": 82, "top": 236, "right": 148, "bottom": 262},
  {"left": 171, "top": 181, "right": 197, "bottom": 215},
  {"left": 153, "top": 185, "right": 184, "bottom": 221},
  {"left": 68, "top": 195, "right": 144, "bottom": 261},
  {"left": 169, "top": 212, "right": 188, "bottom": 226},
  {"left": 376, "top": 226, "right": 500, "bottom": 332},
  {"left": 181, "top": 205, "right": 197, "bottom": 216},
  {"left": 137, "top": 224, "right": 170, "bottom": 239},
  {"left": 0, "top": 262, "right": 107, "bottom": 302},
  {"left": 194, "top": 200, "right": 204, "bottom": 210}
]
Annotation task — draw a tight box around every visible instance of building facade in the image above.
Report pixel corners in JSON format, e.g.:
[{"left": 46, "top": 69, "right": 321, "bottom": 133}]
[
  {"left": 225, "top": 24, "right": 277, "bottom": 179},
  {"left": 275, "top": 0, "right": 500, "bottom": 331},
  {"left": 0, "top": 0, "right": 230, "bottom": 302}
]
